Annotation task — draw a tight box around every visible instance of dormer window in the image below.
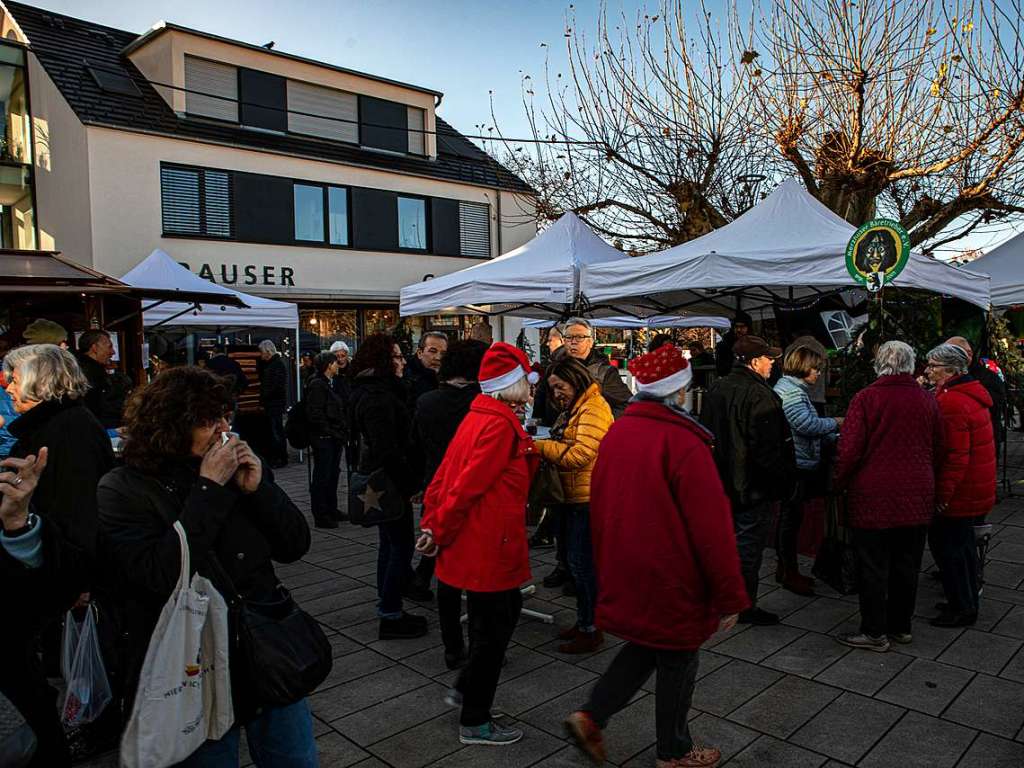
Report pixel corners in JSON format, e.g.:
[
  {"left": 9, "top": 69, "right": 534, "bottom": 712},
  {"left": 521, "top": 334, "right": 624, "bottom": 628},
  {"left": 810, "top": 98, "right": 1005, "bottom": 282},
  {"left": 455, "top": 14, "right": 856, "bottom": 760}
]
[{"left": 184, "top": 56, "right": 237, "bottom": 122}]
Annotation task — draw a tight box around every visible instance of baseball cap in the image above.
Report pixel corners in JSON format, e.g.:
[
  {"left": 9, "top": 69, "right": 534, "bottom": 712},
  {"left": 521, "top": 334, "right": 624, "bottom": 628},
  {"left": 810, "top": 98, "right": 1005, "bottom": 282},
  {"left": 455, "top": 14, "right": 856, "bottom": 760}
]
[{"left": 733, "top": 335, "right": 782, "bottom": 363}]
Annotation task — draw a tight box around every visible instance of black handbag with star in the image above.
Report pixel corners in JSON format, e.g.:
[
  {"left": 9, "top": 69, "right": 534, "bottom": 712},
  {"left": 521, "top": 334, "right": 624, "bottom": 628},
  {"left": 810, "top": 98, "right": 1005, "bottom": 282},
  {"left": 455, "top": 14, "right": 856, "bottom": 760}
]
[{"left": 348, "top": 467, "right": 405, "bottom": 526}]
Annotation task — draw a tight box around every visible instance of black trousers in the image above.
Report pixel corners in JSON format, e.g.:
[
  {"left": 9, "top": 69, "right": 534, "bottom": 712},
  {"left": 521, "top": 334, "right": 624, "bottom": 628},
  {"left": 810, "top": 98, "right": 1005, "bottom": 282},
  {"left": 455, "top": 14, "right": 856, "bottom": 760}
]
[
  {"left": 929, "top": 516, "right": 981, "bottom": 616},
  {"left": 266, "top": 407, "right": 288, "bottom": 465},
  {"left": 585, "top": 643, "right": 699, "bottom": 761},
  {"left": 776, "top": 468, "right": 825, "bottom": 565},
  {"left": 853, "top": 525, "right": 927, "bottom": 637},
  {"left": 4, "top": 646, "right": 71, "bottom": 767},
  {"left": 733, "top": 502, "right": 773, "bottom": 605},
  {"left": 437, "top": 579, "right": 466, "bottom": 655},
  {"left": 309, "top": 436, "right": 343, "bottom": 523},
  {"left": 455, "top": 589, "right": 522, "bottom": 726}
]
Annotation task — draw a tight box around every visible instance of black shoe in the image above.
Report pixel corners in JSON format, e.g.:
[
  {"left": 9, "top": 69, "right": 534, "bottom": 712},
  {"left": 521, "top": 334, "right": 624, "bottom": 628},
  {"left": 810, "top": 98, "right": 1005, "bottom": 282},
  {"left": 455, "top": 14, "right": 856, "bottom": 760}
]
[
  {"left": 738, "top": 607, "right": 781, "bottom": 626},
  {"left": 403, "top": 611, "right": 428, "bottom": 626},
  {"left": 403, "top": 583, "right": 434, "bottom": 602},
  {"left": 313, "top": 518, "right": 339, "bottom": 529},
  {"left": 930, "top": 611, "right": 977, "bottom": 628},
  {"left": 380, "top": 614, "right": 429, "bottom": 640},
  {"left": 562, "top": 579, "right": 577, "bottom": 597},
  {"left": 445, "top": 649, "right": 469, "bottom": 670},
  {"left": 543, "top": 567, "right": 570, "bottom": 589},
  {"left": 530, "top": 534, "right": 554, "bottom": 548}
]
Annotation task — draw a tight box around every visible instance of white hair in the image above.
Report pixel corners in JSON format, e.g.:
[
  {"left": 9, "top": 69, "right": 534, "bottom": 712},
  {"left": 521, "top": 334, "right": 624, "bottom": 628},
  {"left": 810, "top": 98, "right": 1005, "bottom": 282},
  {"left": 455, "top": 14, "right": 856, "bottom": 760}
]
[
  {"left": 487, "top": 376, "right": 531, "bottom": 405},
  {"left": 258, "top": 340, "right": 277, "bottom": 355},
  {"left": 3, "top": 344, "right": 89, "bottom": 403},
  {"left": 874, "top": 341, "right": 916, "bottom": 377},
  {"left": 329, "top": 341, "right": 350, "bottom": 355}
]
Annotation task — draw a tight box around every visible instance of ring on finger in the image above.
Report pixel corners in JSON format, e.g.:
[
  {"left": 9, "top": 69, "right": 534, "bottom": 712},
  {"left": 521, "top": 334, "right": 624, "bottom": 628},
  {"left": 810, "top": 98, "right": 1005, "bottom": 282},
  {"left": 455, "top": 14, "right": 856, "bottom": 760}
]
[{"left": 13, "top": 475, "right": 22, "bottom": 485}]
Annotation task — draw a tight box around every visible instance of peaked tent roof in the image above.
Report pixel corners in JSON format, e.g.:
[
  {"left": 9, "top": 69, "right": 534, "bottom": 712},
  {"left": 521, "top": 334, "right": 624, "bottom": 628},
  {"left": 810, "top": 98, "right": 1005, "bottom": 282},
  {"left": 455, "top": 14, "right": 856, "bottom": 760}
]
[
  {"left": 122, "top": 249, "right": 299, "bottom": 329},
  {"left": 966, "top": 231, "right": 1024, "bottom": 307},
  {"left": 522, "top": 315, "right": 730, "bottom": 330},
  {"left": 400, "top": 212, "right": 628, "bottom": 319},
  {"left": 583, "top": 179, "right": 991, "bottom": 312}
]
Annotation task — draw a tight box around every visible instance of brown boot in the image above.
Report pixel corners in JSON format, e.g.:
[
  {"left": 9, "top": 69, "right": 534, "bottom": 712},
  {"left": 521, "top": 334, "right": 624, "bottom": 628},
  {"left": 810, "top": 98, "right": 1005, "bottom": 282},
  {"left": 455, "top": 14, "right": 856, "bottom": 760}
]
[
  {"left": 559, "top": 629, "right": 604, "bottom": 654},
  {"left": 565, "top": 710, "right": 606, "bottom": 764},
  {"left": 558, "top": 625, "right": 581, "bottom": 641},
  {"left": 657, "top": 745, "right": 722, "bottom": 767}
]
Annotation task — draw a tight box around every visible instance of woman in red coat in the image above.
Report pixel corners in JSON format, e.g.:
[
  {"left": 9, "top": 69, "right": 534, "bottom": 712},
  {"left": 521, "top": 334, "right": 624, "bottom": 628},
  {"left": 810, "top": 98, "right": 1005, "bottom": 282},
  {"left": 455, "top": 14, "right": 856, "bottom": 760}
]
[
  {"left": 833, "top": 341, "right": 943, "bottom": 653},
  {"left": 418, "top": 343, "right": 538, "bottom": 748},
  {"left": 925, "top": 342, "right": 996, "bottom": 627},
  {"left": 565, "top": 345, "right": 748, "bottom": 768}
]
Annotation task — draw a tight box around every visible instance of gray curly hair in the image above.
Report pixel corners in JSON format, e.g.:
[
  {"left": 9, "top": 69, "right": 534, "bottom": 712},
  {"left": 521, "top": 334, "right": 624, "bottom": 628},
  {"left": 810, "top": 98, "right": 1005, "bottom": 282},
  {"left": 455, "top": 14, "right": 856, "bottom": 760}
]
[
  {"left": 873, "top": 341, "right": 916, "bottom": 377},
  {"left": 927, "top": 342, "right": 970, "bottom": 375},
  {"left": 3, "top": 344, "right": 89, "bottom": 403}
]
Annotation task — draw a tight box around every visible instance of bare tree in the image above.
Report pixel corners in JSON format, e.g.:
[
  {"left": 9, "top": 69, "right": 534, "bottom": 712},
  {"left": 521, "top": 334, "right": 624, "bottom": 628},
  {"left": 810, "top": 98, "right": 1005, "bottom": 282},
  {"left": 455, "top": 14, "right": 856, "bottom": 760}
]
[{"left": 492, "top": 0, "right": 1024, "bottom": 253}]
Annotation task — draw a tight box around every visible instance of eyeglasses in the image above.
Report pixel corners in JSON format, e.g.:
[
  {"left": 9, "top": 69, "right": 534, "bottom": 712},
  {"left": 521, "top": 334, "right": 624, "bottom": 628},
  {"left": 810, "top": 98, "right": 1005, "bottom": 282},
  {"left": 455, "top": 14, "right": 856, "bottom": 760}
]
[
  {"left": 564, "top": 335, "right": 592, "bottom": 343},
  {"left": 925, "top": 362, "right": 948, "bottom": 369}
]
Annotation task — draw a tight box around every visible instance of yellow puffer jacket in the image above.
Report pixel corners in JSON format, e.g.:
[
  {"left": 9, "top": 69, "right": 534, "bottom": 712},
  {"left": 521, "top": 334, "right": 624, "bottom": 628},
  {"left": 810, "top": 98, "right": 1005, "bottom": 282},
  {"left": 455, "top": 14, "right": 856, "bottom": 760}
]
[{"left": 536, "top": 383, "right": 614, "bottom": 503}]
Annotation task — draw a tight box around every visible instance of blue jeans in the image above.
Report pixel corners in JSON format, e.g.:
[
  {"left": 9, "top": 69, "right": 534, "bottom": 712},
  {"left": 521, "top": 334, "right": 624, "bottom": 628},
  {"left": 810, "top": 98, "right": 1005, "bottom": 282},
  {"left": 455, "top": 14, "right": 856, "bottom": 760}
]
[
  {"left": 565, "top": 503, "right": 598, "bottom": 631},
  {"left": 176, "top": 699, "right": 318, "bottom": 768},
  {"left": 310, "top": 437, "right": 343, "bottom": 523},
  {"left": 377, "top": 504, "right": 414, "bottom": 619}
]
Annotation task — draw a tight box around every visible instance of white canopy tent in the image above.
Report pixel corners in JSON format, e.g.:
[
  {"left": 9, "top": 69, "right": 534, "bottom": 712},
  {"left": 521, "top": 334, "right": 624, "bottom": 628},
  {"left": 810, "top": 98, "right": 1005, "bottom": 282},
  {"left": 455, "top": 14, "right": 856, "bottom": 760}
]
[
  {"left": 583, "top": 180, "right": 991, "bottom": 314},
  {"left": 523, "top": 315, "right": 730, "bottom": 330},
  {"left": 966, "top": 231, "right": 1024, "bottom": 307},
  {"left": 399, "top": 212, "right": 629, "bottom": 319},
  {"left": 121, "top": 249, "right": 299, "bottom": 329}
]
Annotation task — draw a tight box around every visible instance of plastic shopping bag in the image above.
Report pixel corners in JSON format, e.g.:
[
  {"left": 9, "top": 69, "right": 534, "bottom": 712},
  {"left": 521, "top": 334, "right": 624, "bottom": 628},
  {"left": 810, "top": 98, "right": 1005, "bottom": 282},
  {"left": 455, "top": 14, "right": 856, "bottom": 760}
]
[
  {"left": 60, "top": 604, "right": 112, "bottom": 728},
  {"left": 120, "top": 522, "right": 234, "bottom": 768}
]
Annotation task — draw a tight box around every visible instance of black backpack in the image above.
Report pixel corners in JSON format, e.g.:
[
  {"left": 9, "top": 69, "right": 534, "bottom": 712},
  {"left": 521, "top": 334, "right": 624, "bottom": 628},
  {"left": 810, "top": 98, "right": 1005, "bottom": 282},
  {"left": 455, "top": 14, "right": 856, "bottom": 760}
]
[{"left": 285, "top": 400, "right": 311, "bottom": 449}]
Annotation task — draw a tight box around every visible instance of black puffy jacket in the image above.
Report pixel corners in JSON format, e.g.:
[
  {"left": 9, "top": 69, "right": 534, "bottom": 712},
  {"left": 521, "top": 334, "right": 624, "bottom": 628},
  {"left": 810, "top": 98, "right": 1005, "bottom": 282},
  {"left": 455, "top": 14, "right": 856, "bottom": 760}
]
[
  {"left": 305, "top": 374, "right": 347, "bottom": 440},
  {"left": 700, "top": 366, "right": 796, "bottom": 507},
  {"left": 97, "top": 460, "right": 310, "bottom": 719},
  {"left": 582, "top": 349, "right": 631, "bottom": 419},
  {"left": 259, "top": 354, "right": 289, "bottom": 411},
  {"left": 411, "top": 381, "right": 480, "bottom": 490},
  {"left": 349, "top": 374, "right": 420, "bottom": 497}
]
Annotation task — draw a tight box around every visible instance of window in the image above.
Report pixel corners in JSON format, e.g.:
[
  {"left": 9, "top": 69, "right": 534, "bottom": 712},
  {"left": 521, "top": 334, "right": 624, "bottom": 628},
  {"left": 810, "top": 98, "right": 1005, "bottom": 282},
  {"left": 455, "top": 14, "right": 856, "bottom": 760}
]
[
  {"left": 328, "top": 187, "right": 349, "bottom": 246},
  {"left": 185, "top": 56, "right": 238, "bottom": 121},
  {"left": 397, "top": 196, "right": 427, "bottom": 249},
  {"left": 161, "top": 165, "right": 232, "bottom": 237},
  {"left": 360, "top": 95, "right": 410, "bottom": 154},
  {"left": 293, "top": 184, "right": 324, "bottom": 242},
  {"left": 459, "top": 201, "right": 490, "bottom": 257},
  {"left": 288, "top": 80, "right": 358, "bottom": 144},
  {"left": 239, "top": 68, "right": 287, "bottom": 132},
  {"left": 407, "top": 107, "right": 425, "bottom": 155}
]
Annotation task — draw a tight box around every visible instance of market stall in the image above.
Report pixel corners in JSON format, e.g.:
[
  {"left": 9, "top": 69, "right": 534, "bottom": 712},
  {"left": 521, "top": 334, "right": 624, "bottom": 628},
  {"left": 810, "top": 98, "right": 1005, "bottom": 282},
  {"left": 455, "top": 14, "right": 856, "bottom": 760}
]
[{"left": 967, "top": 231, "right": 1024, "bottom": 308}]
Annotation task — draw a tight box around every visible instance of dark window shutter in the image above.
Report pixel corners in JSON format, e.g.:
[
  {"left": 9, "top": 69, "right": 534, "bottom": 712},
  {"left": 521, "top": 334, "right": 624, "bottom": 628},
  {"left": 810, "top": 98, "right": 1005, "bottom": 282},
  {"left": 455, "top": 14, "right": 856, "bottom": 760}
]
[
  {"left": 431, "top": 197, "right": 460, "bottom": 256},
  {"left": 359, "top": 96, "right": 408, "bottom": 153},
  {"left": 233, "top": 172, "right": 293, "bottom": 244},
  {"left": 459, "top": 201, "right": 490, "bottom": 257},
  {"left": 351, "top": 187, "right": 398, "bottom": 250},
  {"left": 239, "top": 69, "right": 287, "bottom": 132},
  {"left": 161, "top": 166, "right": 201, "bottom": 234}
]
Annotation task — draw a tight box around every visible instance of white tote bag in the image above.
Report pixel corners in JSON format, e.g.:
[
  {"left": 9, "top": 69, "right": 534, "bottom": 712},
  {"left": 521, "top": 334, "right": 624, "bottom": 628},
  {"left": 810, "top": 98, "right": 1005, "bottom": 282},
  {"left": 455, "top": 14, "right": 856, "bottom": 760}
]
[{"left": 120, "top": 521, "right": 234, "bottom": 768}]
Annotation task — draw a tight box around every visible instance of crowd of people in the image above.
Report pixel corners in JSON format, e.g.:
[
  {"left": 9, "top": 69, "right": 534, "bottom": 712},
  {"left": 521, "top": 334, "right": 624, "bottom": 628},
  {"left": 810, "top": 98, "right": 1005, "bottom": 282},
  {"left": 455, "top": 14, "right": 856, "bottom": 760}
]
[{"left": 0, "top": 308, "right": 1004, "bottom": 768}]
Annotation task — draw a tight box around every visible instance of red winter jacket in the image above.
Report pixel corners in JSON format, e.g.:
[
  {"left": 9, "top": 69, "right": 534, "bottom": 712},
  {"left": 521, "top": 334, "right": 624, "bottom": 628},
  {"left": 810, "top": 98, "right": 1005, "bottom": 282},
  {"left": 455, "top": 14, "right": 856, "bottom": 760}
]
[
  {"left": 935, "top": 376, "right": 996, "bottom": 518},
  {"left": 590, "top": 401, "right": 750, "bottom": 651},
  {"left": 833, "top": 374, "right": 942, "bottom": 529},
  {"left": 421, "top": 395, "right": 537, "bottom": 592}
]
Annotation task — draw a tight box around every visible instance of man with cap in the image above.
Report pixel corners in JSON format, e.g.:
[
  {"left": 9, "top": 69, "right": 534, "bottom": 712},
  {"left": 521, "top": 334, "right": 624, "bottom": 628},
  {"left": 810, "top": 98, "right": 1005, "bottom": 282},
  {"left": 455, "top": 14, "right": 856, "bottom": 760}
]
[
  {"left": 715, "top": 311, "right": 752, "bottom": 377},
  {"left": 701, "top": 335, "right": 796, "bottom": 626},
  {"left": 566, "top": 344, "right": 748, "bottom": 768}
]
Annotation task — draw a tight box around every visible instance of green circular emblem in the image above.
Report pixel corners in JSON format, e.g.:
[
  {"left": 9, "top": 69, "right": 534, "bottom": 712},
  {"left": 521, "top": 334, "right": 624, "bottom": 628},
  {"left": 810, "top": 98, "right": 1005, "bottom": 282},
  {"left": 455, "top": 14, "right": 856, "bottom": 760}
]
[{"left": 845, "top": 218, "right": 911, "bottom": 292}]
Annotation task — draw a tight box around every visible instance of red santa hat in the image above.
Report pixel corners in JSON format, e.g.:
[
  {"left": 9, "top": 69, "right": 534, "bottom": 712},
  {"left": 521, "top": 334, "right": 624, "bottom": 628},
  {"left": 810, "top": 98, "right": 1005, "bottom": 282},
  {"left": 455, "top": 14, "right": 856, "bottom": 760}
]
[
  {"left": 629, "top": 344, "right": 691, "bottom": 397},
  {"left": 479, "top": 342, "right": 540, "bottom": 394}
]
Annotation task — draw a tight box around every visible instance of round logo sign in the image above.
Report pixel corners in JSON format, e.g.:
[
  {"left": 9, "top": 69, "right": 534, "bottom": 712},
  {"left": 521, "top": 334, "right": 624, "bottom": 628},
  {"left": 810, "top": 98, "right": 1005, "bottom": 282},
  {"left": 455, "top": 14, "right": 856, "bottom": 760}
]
[{"left": 845, "top": 219, "right": 911, "bottom": 292}]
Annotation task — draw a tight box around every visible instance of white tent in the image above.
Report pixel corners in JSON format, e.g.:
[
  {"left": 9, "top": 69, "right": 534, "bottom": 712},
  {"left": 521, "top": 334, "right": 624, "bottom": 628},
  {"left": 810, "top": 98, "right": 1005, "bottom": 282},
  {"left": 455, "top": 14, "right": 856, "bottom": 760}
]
[
  {"left": 122, "top": 249, "right": 299, "bottom": 329},
  {"left": 523, "top": 315, "right": 730, "bottom": 330},
  {"left": 583, "top": 179, "right": 991, "bottom": 313},
  {"left": 966, "top": 231, "right": 1024, "bottom": 307},
  {"left": 400, "top": 212, "right": 627, "bottom": 319}
]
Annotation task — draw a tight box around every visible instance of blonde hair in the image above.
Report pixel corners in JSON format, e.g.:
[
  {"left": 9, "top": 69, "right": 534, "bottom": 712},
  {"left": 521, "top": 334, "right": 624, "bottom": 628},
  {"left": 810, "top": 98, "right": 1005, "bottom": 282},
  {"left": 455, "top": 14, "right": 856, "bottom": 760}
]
[
  {"left": 3, "top": 344, "right": 89, "bottom": 403},
  {"left": 487, "top": 376, "right": 531, "bottom": 405}
]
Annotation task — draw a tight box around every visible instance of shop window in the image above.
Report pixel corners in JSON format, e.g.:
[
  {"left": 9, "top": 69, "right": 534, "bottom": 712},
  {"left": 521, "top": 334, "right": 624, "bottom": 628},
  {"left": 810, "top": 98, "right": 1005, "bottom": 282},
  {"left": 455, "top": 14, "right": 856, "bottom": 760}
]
[
  {"left": 302, "top": 308, "right": 357, "bottom": 353},
  {"left": 362, "top": 308, "right": 398, "bottom": 336},
  {"left": 397, "top": 196, "right": 427, "bottom": 250}
]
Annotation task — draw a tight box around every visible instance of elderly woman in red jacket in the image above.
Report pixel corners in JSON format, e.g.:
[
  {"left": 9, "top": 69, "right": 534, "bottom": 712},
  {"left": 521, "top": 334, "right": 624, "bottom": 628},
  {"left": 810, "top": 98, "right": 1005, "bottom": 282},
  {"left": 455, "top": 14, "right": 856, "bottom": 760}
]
[
  {"left": 418, "top": 343, "right": 538, "bottom": 748},
  {"left": 925, "top": 342, "right": 996, "bottom": 627},
  {"left": 833, "top": 341, "right": 943, "bottom": 653},
  {"left": 565, "top": 345, "right": 748, "bottom": 768}
]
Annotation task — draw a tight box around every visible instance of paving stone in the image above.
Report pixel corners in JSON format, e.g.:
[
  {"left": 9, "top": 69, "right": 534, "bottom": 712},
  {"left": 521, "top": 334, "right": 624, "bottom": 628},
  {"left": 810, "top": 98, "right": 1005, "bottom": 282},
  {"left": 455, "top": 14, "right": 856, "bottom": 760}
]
[
  {"left": 517, "top": 682, "right": 597, "bottom": 738},
  {"left": 726, "top": 735, "right": 828, "bottom": 767},
  {"left": 936, "top": 628, "right": 1022, "bottom": 675},
  {"left": 813, "top": 647, "right": 914, "bottom": 696},
  {"left": 700, "top": 621, "right": 750, "bottom": 650},
  {"left": 292, "top": 574, "right": 367, "bottom": 602},
  {"left": 783, "top": 597, "right": 860, "bottom": 633},
  {"left": 875, "top": 658, "right": 974, "bottom": 716},
  {"left": 690, "top": 659, "right": 783, "bottom": 716},
  {"left": 495, "top": 659, "right": 598, "bottom": 716},
  {"left": 302, "top": 586, "right": 380, "bottom": 617},
  {"left": 588, "top": 693, "right": 657, "bottom": 765},
  {"left": 320, "top": 602, "right": 383, "bottom": 632},
  {"left": 985, "top": 560, "right": 1024, "bottom": 589},
  {"left": 728, "top": 674, "right": 841, "bottom": 738},
  {"left": 711, "top": 623, "right": 806, "bottom": 663},
  {"left": 957, "top": 733, "right": 1024, "bottom": 767},
  {"left": 425, "top": 722, "right": 565, "bottom": 768},
  {"left": 327, "top": 632, "right": 365, "bottom": 659},
  {"left": 972, "top": 597, "right": 1014, "bottom": 632},
  {"left": 943, "top": 673, "right": 1024, "bottom": 738},
  {"left": 762, "top": 631, "right": 851, "bottom": 678},
  {"left": 992, "top": 606, "right": 1024, "bottom": 640},
  {"left": 888, "top": 619, "right": 965, "bottom": 660},
  {"left": 367, "top": 711, "right": 463, "bottom": 768},
  {"left": 280, "top": 566, "right": 347, "bottom": 590},
  {"left": 332, "top": 682, "right": 452, "bottom": 747},
  {"left": 309, "top": 665, "right": 433, "bottom": 722},
  {"left": 858, "top": 711, "right": 975, "bottom": 768},
  {"left": 982, "top": 584, "right": 1024, "bottom": 607},
  {"left": 313, "top": 732, "right": 370, "bottom": 767},
  {"left": 315, "top": 648, "right": 393, "bottom": 692},
  {"left": 1001, "top": 646, "right": 1024, "bottom": 683},
  {"left": 756, "top": 587, "right": 818, "bottom": 618},
  {"left": 790, "top": 692, "right": 905, "bottom": 764},
  {"left": 989, "top": 541, "right": 1024, "bottom": 564},
  {"left": 543, "top": 745, "right": 623, "bottom": 768}
]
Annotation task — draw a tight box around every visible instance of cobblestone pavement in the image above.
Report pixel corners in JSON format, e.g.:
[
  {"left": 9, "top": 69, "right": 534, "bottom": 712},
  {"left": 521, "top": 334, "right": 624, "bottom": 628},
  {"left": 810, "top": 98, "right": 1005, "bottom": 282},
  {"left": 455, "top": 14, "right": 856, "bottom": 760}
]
[{"left": 84, "top": 438, "right": 1024, "bottom": 767}]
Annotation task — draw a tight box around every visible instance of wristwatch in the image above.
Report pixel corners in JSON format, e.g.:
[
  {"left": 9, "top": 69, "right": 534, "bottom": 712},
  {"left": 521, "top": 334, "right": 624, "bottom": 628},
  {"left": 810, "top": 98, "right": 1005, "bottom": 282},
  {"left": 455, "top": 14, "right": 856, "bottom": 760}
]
[{"left": 2, "top": 512, "right": 37, "bottom": 537}]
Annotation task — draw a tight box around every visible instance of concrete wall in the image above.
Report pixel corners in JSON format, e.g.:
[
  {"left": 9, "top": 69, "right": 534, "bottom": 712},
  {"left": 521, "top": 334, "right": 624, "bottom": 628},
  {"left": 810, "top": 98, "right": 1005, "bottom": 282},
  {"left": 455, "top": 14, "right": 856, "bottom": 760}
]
[{"left": 84, "top": 127, "right": 535, "bottom": 301}]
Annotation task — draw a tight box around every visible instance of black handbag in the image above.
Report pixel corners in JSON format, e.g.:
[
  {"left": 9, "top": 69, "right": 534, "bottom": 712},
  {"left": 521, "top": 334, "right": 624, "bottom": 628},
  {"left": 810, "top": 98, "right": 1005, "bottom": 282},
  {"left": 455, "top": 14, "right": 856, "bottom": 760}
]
[
  {"left": 348, "top": 467, "right": 406, "bottom": 526},
  {"left": 812, "top": 494, "right": 860, "bottom": 595},
  {"left": 208, "top": 559, "right": 333, "bottom": 709}
]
